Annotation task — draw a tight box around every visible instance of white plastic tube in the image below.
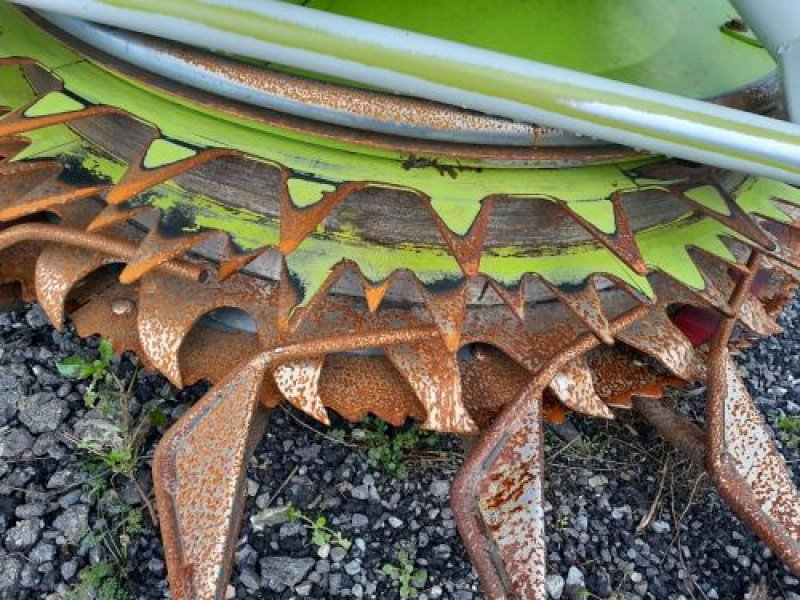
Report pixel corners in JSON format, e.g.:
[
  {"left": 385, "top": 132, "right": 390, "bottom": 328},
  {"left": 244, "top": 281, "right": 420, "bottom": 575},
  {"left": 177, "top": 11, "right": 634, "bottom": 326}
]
[{"left": 11, "top": 0, "right": 800, "bottom": 185}]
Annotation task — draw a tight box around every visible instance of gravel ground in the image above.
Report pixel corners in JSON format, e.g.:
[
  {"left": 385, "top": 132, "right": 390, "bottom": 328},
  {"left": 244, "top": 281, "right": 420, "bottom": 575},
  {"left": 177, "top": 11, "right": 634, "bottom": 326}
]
[{"left": 0, "top": 295, "right": 799, "bottom": 600}]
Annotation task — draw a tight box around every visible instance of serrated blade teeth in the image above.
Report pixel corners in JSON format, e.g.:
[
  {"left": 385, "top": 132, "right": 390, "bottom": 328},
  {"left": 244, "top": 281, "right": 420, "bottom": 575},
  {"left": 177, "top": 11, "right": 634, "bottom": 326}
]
[
  {"left": 106, "top": 140, "right": 226, "bottom": 205},
  {"left": 385, "top": 340, "right": 477, "bottom": 433},
  {"left": 119, "top": 228, "right": 219, "bottom": 285},
  {"left": 739, "top": 294, "right": 783, "bottom": 335},
  {"left": 273, "top": 357, "right": 330, "bottom": 424},
  {"left": 362, "top": 277, "right": 392, "bottom": 313},
  {"left": 561, "top": 192, "right": 647, "bottom": 275},
  {"left": 279, "top": 180, "right": 364, "bottom": 254},
  {"left": 0, "top": 165, "right": 106, "bottom": 222},
  {"left": 0, "top": 100, "right": 113, "bottom": 138},
  {"left": 34, "top": 244, "right": 117, "bottom": 329},
  {"left": 549, "top": 356, "right": 613, "bottom": 419},
  {"left": 548, "top": 278, "right": 613, "bottom": 344},
  {"left": 678, "top": 183, "right": 774, "bottom": 250},
  {"left": 420, "top": 282, "right": 468, "bottom": 353},
  {"left": 0, "top": 137, "right": 29, "bottom": 163},
  {"left": 87, "top": 203, "right": 157, "bottom": 232},
  {"left": 616, "top": 311, "right": 700, "bottom": 380}
]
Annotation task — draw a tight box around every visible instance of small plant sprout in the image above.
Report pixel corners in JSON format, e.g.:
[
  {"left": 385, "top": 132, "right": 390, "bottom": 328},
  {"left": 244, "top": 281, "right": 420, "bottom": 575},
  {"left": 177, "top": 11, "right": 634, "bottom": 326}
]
[
  {"left": 285, "top": 504, "right": 352, "bottom": 551},
  {"left": 382, "top": 550, "right": 428, "bottom": 599},
  {"left": 776, "top": 414, "right": 800, "bottom": 447}
]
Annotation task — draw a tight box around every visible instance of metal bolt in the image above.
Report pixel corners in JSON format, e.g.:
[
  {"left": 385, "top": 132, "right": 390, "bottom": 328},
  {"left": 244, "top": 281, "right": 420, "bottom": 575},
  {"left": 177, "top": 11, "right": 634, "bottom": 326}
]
[{"left": 111, "top": 298, "right": 135, "bottom": 316}]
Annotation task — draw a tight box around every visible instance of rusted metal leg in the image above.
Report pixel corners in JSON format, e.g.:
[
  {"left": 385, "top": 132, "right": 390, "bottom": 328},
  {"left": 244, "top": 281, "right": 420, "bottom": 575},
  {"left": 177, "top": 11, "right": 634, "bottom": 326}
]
[
  {"left": 451, "top": 306, "right": 649, "bottom": 599},
  {"left": 632, "top": 397, "right": 706, "bottom": 468},
  {"left": 153, "top": 353, "right": 274, "bottom": 600},
  {"left": 453, "top": 385, "right": 547, "bottom": 600},
  {"left": 706, "top": 251, "right": 800, "bottom": 577},
  {"left": 706, "top": 348, "right": 800, "bottom": 576}
]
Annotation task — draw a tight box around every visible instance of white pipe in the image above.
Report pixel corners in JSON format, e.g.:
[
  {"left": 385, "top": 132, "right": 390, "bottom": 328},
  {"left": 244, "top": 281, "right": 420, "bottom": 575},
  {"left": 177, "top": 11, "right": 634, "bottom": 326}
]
[
  {"left": 10, "top": 0, "right": 800, "bottom": 185},
  {"left": 730, "top": 0, "right": 800, "bottom": 122}
]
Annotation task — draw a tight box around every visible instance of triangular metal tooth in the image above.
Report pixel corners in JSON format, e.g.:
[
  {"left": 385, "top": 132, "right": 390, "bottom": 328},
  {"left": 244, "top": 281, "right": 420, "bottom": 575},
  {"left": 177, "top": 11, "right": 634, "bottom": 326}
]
[
  {"left": 385, "top": 339, "right": 477, "bottom": 433},
  {"left": 87, "top": 203, "right": 157, "bottom": 232},
  {"left": 677, "top": 182, "right": 775, "bottom": 249},
  {"left": 217, "top": 238, "right": 267, "bottom": 281},
  {"left": 361, "top": 275, "right": 392, "bottom": 313},
  {"left": 560, "top": 191, "right": 648, "bottom": 275},
  {"left": 662, "top": 247, "right": 737, "bottom": 316},
  {"left": 543, "top": 277, "right": 613, "bottom": 344},
  {"left": 105, "top": 134, "right": 231, "bottom": 205},
  {"left": 734, "top": 177, "right": 800, "bottom": 228},
  {"left": 762, "top": 256, "right": 800, "bottom": 282},
  {"left": 119, "top": 227, "right": 223, "bottom": 285},
  {"left": 483, "top": 277, "right": 526, "bottom": 321},
  {"left": 0, "top": 164, "right": 106, "bottom": 221},
  {"left": 549, "top": 356, "right": 613, "bottom": 419},
  {"left": 137, "top": 272, "right": 278, "bottom": 386},
  {"left": 616, "top": 310, "right": 700, "bottom": 381},
  {"left": 279, "top": 178, "right": 366, "bottom": 254},
  {"left": 0, "top": 137, "right": 30, "bottom": 163},
  {"left": 418, "top": 281, "right": 469, "bottom": 352},
  {"left": 0, "top": 101, "right": 115, "bottom": 138},
  {"left": 272, "top": 357, "right": 330, "bottom": 425},
  {"left": 34, "top": 244, "right": 119, "bottom": 329},
  {"left": 739, "top": 294, "right": 783, "bottom": 336},
  {"left": 428, "top": 195, "right": 495, "bottom": 277}
]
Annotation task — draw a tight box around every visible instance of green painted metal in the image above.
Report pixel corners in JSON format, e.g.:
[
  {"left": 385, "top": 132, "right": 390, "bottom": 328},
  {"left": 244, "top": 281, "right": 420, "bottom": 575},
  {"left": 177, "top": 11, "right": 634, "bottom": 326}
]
[{"left": 1, "top": 1, "right": 798, "bottom": 305}]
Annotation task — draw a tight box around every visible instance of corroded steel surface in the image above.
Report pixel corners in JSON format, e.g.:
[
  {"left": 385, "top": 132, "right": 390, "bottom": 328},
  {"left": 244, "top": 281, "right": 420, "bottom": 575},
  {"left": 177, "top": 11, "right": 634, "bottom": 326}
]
[{"left": 1, "top": 45, "right": 800, "bottom": 600}]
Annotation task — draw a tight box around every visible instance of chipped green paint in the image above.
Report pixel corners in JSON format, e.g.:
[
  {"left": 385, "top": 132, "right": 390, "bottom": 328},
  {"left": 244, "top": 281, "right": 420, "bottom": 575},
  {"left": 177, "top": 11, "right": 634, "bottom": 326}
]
[
  {"left": 143, "top": 139, "right": 197, "bottom": 169},
  {"left": 637, "top": 216, "right": 744, "bottom": 289},
  {"left": 287, "top": 234, "right": 463, "bottom": 306},
  {"left": 481, "top": 242, "right": 653, "bottom": 299},
  {"left": 562, "top": 197, "right": 616, "bottom": 234},
  {"left": 0, "top": 2, "right": 795, "bottom": 301},
  {"left": 684, "top": 185, "right": 731, "bottom": 216},
  {"left": 286, "top": 178, "right": 337, "bottom": 209},
  {"left": 735, "top": 178, "right": 800, "bottom": 224},
  {"left": 149, "top": 183, "right": 280, "bottom": 252},
  {"left": 23, "top": 91, "right": 84, "bottom": 118}
]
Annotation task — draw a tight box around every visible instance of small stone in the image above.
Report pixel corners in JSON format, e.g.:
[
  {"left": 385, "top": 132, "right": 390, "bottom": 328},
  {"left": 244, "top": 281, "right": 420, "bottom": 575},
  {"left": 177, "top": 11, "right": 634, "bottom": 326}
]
[
  {"left": 250, "top": 505, "right": 289, "bottom": 531},
  {"left": 0, "top": 428, "right": 33, "bottom": 458},
  {"left": 545, "top": 574, "right": 565, "bottom": 599},
  {"left": 565, "top": 566, "right": 584, "bottom": 590},
  {"left": 60, "top": 559, "right": 78, "bottom": 581},
  {"left": 387, "top": 516, "right": 403, "bottom": 528},
  {"left": 344, "top": 559, "right": 361, "bottom": 576},
  {"left": 148, "top": 558, "right": 165, "bottom": 576},
  {"left": 239, "top": 569, "right": 260, "bottom": 591},
  {"left": 316, "top": 543, "right": 331, "bottom": 559},
  {"left": 295, "top": 581, "right": 313, "bottom": 596},
  {"left": 279, "top": 521, "right": 304, "bottom": 539},
  {"left": 29, "top": 541, "right": 56, "bottom": 565},
  {"left": 587, "top": 474, "right": 608, "bottom": 488},
  {"left": 725, "top": 545, "right": 739, "bottom": 559},
  {"left": 15, "top": 502, "right": 46, "bottom": 519},
  {"left": 25, "top": 305, "right": 49, "bottom": 329},
  {"left": 0, "top": 556, "right": 22, "bottom": 595},
  {"left": 53, "top": 505, "right": 89, "bottom": 542},
  {"left": 330, "top": 546, "right": 347, "bottom": 563},
  {"left": 225, "top": 585, "right": 235, "bottom": 599},
  {"left": 260, "top": 556, "right": 314, "bottom": 593},
  {"left": 5, "top": 518, "right": 41, "bottom": 552},
  {"left": 351, "top": 513, "right": 369, "bottom": 529},
  {"left": 430, "top": 480, "right": 450, "bottom": 499},
  {"left": 651, "top": 520, "right": 671, "bottom": 534},
  {"left": 17, "top": 393, "right": 66, "bottom": 434},
  {"left": 351, "top": 484, "right": 370, "bottom": 500}
]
